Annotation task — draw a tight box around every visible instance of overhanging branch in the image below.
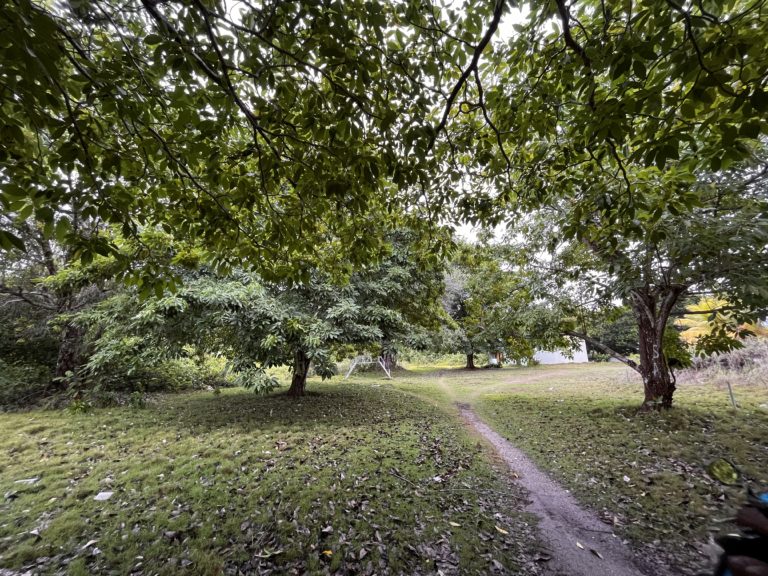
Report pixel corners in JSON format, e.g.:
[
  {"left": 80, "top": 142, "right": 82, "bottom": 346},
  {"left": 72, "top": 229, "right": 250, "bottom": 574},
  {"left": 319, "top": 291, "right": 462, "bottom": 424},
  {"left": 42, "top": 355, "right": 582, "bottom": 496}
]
[
  {"left": 429, "top": 0, "right": 505, "bottom": 150},
  {"left": 565, "top": 330, "right": 639, "bottom": 371}
]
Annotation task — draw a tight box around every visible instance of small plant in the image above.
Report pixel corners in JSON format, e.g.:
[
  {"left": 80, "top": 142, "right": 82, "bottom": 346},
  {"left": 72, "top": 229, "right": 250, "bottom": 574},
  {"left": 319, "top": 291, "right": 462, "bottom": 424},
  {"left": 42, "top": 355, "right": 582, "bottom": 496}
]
[
  {"left": 236, "top": 366, "right": 281, "bottom": 394},
  {"left": 128, "top": 391, "right": 146, "bottom": 409},
  {"left": 68, "top": 398, "right": 92, "bottom": 414}
]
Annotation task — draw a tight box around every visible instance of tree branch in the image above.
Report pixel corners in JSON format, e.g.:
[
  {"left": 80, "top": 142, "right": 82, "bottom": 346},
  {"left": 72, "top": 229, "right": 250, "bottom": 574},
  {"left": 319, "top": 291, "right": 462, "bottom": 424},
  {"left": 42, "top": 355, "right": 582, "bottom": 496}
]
[
  {"left": 555, "top": 0, "right": 591, "bottom": 68},
  {"left": 429, "top": 0, "right": 505, "bottom": 150},
  {"left": 565, "top": 330, "right": 640, "bottom": 371}
]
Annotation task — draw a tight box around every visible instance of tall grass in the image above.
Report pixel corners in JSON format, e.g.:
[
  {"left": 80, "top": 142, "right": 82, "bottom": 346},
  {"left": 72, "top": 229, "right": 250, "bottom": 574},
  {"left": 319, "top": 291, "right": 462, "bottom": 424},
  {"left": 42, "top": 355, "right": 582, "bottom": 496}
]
[{"left": 679, "top": 337, "right": 768, "bottom": 389}]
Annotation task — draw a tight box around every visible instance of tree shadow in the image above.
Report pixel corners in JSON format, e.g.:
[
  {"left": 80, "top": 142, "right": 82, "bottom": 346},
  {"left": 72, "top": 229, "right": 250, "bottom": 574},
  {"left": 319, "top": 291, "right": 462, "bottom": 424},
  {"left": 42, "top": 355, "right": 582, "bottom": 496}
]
[{"left": 149, "top": 382, "right": 432, "bottom": 434}]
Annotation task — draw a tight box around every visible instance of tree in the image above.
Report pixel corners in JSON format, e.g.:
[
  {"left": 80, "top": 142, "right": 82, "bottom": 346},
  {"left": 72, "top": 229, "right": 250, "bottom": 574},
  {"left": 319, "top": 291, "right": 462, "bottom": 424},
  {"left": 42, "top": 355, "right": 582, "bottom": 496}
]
[
  {"left": 1, "top": 0, "right": 497, "bottom": 283},
  {"left": 441, "top": 243, "right": 537, "bottom": 369},
  {"left": 494, "top": 161, "right": 768, "bottom": 409},
  {"left": 0, "top": 212, "right": 116, "bottom": 382},
  {"left": 438, "top": 0, "right": 768, "bottom": 409},
  {"left": 80, "top": 227, "right": 446, "bottom": 396},
  {"left": 350, "top": 228, "right": 447, "bottom": 371}
]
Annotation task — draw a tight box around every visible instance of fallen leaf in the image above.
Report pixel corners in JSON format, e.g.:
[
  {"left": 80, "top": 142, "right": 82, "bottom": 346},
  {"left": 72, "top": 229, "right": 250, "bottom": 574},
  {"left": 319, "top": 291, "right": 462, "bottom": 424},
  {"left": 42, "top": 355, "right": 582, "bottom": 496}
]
[
  {"left": 14, "top": 477, "right": 40, "bottom": 485},
  {"left": 81, "top": 539, "right": 99, "bottom": 551},
  {"left": 494, "top": 525, "right": 508, "bottom": 535},
  {"left": 448, "top": 521, "right": 461, "bottom": 527},
  {"left": 321, "top": 550, "right": 333, "bottom": 557},
  {"left": 254, "top": 548, "right": 283, "bottom": 559}
]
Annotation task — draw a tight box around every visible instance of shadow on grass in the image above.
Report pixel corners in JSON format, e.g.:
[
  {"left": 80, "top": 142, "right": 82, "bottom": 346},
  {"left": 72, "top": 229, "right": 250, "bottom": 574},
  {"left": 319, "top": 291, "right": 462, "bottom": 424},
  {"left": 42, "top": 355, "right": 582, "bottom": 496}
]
[{"left": 147, "top": 382, "right": 432, "bottom": 434}]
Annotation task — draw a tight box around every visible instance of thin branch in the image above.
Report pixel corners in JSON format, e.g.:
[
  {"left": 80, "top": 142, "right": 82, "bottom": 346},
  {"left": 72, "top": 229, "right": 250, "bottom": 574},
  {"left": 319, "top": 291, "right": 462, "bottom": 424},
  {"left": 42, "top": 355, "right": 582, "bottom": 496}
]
[
  {"left": 665, "top": 0, "right": 737, "bottom": 97},
  {"left": 473, "top": 67, "right": 511, "bottom": 171},
  {"left": 429, "top": 0, "right": 505, "bottom": 150},
  {"left": 565, "top": 330, "right": 640, "bottom": 371}
]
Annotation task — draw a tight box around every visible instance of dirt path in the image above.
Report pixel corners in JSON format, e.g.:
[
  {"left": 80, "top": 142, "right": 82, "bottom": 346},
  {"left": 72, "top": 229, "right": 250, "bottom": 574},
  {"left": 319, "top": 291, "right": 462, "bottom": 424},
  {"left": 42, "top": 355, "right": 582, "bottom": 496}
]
[{"left": 458, "top": 403, "right": 652, "bottom": 576}]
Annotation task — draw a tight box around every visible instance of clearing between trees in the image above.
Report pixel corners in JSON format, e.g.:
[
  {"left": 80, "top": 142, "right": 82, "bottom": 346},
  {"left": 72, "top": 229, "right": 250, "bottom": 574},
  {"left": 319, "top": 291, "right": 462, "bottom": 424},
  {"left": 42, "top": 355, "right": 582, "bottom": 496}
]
[{"left": 1, "top": 362, "right": 766, "bottom": 575}]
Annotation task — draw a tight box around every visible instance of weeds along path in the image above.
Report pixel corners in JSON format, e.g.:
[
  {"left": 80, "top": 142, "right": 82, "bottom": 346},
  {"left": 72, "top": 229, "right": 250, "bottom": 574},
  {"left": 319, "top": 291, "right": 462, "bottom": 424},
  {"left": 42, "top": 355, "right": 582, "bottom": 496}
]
[{"left": 457, "top": 404, "right": 653, "bottom": 576}]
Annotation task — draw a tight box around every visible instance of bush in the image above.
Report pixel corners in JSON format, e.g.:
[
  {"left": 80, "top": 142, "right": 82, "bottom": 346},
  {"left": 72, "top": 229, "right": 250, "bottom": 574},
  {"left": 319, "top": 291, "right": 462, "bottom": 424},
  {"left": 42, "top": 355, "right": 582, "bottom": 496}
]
[
  {"left": 0, "top": 359, "right": 52, "bottom": 410},
  {"left": 680, "top": 337, "right": 768, "bottom": 388},
  {"left": 137, "top": 357, "right": 227, "bottom": 392}
]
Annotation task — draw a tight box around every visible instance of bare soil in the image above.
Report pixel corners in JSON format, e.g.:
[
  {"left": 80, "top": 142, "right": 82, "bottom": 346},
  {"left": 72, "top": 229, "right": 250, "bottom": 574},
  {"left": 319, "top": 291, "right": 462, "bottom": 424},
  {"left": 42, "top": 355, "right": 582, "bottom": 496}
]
[{"left": 458, "top": 403, "right": 666, "bottom": 576}]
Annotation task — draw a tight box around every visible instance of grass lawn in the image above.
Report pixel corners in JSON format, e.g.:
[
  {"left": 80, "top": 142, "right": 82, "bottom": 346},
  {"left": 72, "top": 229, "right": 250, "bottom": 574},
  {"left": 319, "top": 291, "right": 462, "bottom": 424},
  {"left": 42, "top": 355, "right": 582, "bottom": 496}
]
[
  {"left": 0, "top": 380, "right": 538, "bottom": 575},
  {"left": 391, "top": 362, "right": 768, "bottom": 575}
]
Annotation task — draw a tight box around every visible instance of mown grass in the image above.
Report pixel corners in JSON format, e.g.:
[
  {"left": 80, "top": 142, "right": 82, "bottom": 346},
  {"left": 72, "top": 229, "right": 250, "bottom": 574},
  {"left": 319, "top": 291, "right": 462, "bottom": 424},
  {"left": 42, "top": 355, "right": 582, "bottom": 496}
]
[
  {"left": 0, "top": 379, "right": 537, "bottom": 575},
  {"left": 390, "top": 362, "right": 768, "bottom": 575}
]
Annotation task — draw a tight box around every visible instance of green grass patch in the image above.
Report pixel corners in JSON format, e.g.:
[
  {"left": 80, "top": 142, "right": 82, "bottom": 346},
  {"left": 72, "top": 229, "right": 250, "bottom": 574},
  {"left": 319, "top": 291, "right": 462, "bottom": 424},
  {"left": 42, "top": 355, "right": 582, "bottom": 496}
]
[
  {"left": 389, "top": 362, "right": 768, "bottom": 575},
  {"left": 1, "top": 379, "right": 536, "bottom": 575}
]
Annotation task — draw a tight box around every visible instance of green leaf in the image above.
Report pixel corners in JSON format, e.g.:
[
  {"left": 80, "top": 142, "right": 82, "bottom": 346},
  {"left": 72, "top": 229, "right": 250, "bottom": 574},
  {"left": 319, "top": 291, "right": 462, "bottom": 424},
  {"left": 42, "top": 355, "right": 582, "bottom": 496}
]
[
  {"left": 0, "top": 230, "right": 26, "bottom": 251},
  {"left": 739, "top": 122, "right": 761, "bottom": 139}
]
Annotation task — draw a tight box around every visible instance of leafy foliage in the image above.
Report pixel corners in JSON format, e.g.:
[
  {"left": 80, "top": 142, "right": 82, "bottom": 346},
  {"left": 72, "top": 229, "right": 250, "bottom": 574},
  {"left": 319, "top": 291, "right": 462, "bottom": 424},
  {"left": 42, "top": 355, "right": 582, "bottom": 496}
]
[
  {"left": 440, "top": 243, "right": 545, "bottom": 366},
  {"left": 76, "top": 228, "right": 446, "bottom": 394},
  {"left": 0, "top": 0, "right": 478, "bottom": 283},
  {"left": 435, "top": 0, "right": 768, "bottom": 407}
]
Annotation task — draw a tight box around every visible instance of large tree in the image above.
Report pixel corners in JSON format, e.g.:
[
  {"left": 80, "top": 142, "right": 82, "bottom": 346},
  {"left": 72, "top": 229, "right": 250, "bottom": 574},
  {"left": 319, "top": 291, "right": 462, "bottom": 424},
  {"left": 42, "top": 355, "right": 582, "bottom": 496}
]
[
  {"left": 441, "top": 244, "right": 536, "bottom": 369},
  {"left": 437, "top": 0, "right": 768, "bottom": 409},
  {"left": 79, "top": 227, "right": 447, "bottom": 396},
  {"left": 494, "top": 157, "right": 768, "bottom": 410}
]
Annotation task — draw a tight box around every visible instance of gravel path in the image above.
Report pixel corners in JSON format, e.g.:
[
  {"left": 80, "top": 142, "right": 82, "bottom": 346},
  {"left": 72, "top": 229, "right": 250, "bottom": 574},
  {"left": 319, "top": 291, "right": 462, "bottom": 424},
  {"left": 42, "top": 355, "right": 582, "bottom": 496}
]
[{"left": 458, "top": 403, "right": 653, "bottom": 576}]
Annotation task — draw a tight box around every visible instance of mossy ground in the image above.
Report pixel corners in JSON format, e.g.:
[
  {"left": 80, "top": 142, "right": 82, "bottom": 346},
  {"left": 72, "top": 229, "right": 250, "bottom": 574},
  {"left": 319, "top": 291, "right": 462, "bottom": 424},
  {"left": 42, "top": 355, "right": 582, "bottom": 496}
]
[
  {"left": 0, "top": 380, "right": 537, "bottom": 575},
  {"left": 390, "top": 362, "right": 768, "bottom": 575}
]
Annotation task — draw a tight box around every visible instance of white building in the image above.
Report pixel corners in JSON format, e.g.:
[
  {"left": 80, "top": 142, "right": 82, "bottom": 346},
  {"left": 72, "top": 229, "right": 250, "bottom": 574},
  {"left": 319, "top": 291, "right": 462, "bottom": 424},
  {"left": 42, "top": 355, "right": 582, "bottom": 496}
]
[{"left": 533, "top": 341, "right": 589, "bottom": 364}]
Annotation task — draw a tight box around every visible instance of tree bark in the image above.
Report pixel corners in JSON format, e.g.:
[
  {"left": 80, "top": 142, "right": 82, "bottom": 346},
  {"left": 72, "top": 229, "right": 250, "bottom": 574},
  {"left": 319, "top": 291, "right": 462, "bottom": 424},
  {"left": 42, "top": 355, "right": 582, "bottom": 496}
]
[
  {"left": 380, "top": 341, "right": 397, "bottom": 372},
  {"left": 631, "top": 286, "right": 685, "bottom": 411},
  {"left": 53, "top": 322, "right": 84, "bottom": 386},
  {"left": 465, "top": 352, "right": 476, "bottom": 370},
  {"left": 287, "top": 348, "right": 311, "bottom": 397}
]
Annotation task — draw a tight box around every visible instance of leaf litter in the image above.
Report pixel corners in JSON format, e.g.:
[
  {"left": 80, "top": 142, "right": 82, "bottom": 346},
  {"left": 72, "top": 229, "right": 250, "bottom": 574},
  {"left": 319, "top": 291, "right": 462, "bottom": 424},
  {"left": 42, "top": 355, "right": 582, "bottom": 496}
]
[{"left": 0, "top": 381, "right": 543, "bottom": 575}]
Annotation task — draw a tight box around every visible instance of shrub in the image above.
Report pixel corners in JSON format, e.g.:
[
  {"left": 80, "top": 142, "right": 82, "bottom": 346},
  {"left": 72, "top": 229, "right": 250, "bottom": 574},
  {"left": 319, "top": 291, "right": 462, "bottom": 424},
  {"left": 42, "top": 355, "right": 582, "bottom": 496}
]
[{"left": 0, "top": 359, "right": 52, "bottom": 410}]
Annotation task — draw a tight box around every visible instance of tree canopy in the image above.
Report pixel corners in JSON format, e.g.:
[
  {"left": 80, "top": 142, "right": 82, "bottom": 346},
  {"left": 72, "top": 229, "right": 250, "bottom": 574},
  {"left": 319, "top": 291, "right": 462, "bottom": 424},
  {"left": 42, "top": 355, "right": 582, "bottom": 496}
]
[
  {"left": 1, "top": 0, "right": 489, "bottom": 280},
  {"left": 2, "top": 0, "right": 768, "bottom": 410}
]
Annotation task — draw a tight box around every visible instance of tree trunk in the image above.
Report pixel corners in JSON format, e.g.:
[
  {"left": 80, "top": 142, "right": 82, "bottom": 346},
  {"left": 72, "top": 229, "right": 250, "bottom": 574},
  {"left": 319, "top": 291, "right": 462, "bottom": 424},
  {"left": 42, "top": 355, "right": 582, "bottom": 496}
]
[
  {"left": 380, "top": 341, "right": 397, "bottom": 372},
  {"left": 631, "top": 286, "right": 685, "bottom": 411},
  {"left": 465, "top": 353, "right": 476, "bottom": 370},
  {"left": 54, "top": 322, "right": 84, "bottom": 386},
  {"left": 287, "top": 349, "right": 311, "bottom": 397}
]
